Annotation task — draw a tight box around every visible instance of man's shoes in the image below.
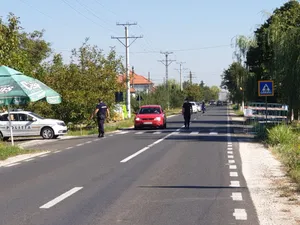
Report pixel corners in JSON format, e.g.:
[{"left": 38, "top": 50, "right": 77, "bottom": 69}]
[{"left": 98, "top": 133, "right": 104, "bottom": 138}]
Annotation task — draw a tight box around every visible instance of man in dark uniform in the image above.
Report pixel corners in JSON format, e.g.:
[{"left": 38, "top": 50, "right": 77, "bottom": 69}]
[
  {"left": 182, "top": 98, "right": 193, "bottom": 128},
  {"left": 90, "top": 98, "right": 110, "bottom": 137}
]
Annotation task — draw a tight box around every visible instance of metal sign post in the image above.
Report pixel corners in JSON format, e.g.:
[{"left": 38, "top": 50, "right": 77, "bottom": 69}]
[{"left": 258, "top": 80, "right": 274, "bottom": 128}]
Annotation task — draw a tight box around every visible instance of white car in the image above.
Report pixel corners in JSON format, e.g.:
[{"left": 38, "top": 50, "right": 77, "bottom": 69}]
[
  {"left": 190, "top": 101, "right": 198, "bottom": 113},
  {"left": 0, "top": 110, "right": 68, "bottom": 141}
]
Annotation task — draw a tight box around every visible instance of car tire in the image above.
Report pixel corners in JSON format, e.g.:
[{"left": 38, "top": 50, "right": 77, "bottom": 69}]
[
  {"left": 163, "top": 123, "right": 167, "bottom": 129},
  {"left": 53, "top": 135, "right": 59, "bottom": 139},
  {"left": 134, "top": 125, "right": 140, "bottom": 130},
  {"left": 41, "top": 127, "right": 54, "bottom": 139},
  {"left": 0, "top": 132, "right": 9, "bottom": 141}
]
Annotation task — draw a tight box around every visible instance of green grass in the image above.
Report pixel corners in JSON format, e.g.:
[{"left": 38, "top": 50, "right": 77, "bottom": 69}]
[
  {"left": 267, "top": 125, "right": 300, "bottom": 191},
  {"left": 0, "top": 143, "right": 41, "bottom": 161},
  {"left": 231, "top": 104, "right": 244, "bottom": 117}
]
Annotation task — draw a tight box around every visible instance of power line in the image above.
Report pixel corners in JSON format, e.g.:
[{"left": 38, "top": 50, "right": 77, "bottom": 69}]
[
  {"left": 19, "top": 0, "right": 52, "bottom": 19},
  {"left": 127, "top": 44, "right": 231, "bottom": 54},
  {"left": 111, "top": 22, "right": 143, "bottom": 119},
  {"left": 74, "top": 0, "right": 118, "bottom": 34},
  {"left": 61, "top": 0, "right": 112, "bottom": 31}
]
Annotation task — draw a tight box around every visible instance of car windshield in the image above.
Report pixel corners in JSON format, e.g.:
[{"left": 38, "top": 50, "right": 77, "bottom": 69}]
[
  {"left": 139, "top": 107, "right": 161, "bottom": 114},
  {"left": 29, "top": 112, "right": 44, "bottom": 119}
]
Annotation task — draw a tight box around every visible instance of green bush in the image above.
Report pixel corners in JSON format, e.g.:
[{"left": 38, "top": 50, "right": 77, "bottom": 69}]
[
  {"left": 267, "top": 124, "right": 300, "bottom": 188},
  {"left": 267, "top": 125, "right": 296, "bottom": 146}
]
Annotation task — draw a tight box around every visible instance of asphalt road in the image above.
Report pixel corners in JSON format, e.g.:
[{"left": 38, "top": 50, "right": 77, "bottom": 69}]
[{"left": 0, "top": 106, "right": 259, "bottom": 225}]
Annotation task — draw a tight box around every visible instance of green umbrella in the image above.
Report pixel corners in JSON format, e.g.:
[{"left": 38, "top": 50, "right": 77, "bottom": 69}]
[
  {"left": 0, "top": 66, "right": 61, "bottom": 105},
  {"left": 0, "top": 65, "right": 62, "bottom": 145}
]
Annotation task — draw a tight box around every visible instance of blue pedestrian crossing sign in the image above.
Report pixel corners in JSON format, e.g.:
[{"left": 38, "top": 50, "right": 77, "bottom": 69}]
[{"left": 258, "top": 80, "right": 274, "bottom": 96}]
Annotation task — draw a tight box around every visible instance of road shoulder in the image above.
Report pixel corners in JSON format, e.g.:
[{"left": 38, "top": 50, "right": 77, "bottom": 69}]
[{"left": 229, "top": 108, "right": 300, "bottom": 224}]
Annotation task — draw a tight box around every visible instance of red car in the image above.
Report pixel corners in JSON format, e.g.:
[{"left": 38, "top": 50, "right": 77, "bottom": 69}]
[{"left": 134, "top": 105, "right": 167, "bottom": 129}]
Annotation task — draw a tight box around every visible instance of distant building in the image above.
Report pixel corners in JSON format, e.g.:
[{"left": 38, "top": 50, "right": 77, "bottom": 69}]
[{"left": 118, "top": 71, "right": 155, "bottom": 96}]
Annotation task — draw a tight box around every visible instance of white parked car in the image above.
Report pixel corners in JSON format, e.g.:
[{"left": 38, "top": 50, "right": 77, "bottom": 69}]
[
  {"left": 189, "top": 101, "right": 198, "bottom": 113},
  {"left": 0, "top": 110, "right": 68, "bottom": 141}
]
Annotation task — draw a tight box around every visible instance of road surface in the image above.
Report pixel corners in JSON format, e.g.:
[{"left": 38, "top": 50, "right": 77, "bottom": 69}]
[{"left": 0, "top": 106, "right": 259, "bottom": 225}]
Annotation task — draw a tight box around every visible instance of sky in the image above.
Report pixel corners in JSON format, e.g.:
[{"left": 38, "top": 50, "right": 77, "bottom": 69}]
[{"left": 1, "top": 0, "right": 288, "bottom": 87}]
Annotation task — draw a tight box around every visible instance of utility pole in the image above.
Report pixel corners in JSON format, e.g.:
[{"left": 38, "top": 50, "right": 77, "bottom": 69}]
[
  {"left": 158, "top": 52, "right": 176, "bottom": 87},
  {"left": 175, "top": 62, "right": 187, "bottom": 91},
  {"left": 158, "top": 52, "right": 175, "bottom": 109},
  {"left": 185, "top": 71, "right": 196, "bottom": 84},
  {"left": 148, "top": 72, "right": 151, "bottom": 94},
  {"left": 112, "top": 22, "right": 143, "bottom": 119}
]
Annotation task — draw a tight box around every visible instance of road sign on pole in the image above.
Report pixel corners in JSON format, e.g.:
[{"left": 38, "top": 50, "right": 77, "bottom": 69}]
[{"left": 258, "top": 80, "right": 274, "bottom": 97}]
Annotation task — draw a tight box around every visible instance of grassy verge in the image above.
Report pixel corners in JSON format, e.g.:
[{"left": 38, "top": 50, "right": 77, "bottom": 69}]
[
  {"left": 0, "top": 143, "right": 41, "bottom": 161},
  {"left": 67, "top": 107, "right": 182, "bottom": 136},
  {"left": 267, "top": 125, "right": 300, "bottom": 191},
  {"left": 232, "top": 104, "right": 244, "bottom": 117}
]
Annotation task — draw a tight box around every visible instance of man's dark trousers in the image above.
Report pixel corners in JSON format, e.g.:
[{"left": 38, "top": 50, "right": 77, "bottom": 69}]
[
  {"left": 184, "top": 113, "right": 191, "bottom": 128},
  {"left": 97, "top": 116, "right": 105, "bottom": 137}
]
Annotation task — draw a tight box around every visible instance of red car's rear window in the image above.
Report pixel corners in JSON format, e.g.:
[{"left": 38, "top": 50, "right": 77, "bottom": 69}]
[{"left": 139, "top": 107, "right": 161, "bottom": 114}]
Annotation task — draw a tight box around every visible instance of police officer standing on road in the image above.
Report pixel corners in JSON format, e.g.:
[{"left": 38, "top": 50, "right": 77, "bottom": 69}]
[
  {"left": 90, "top": 98, "right": 110, "bottom": 138},
  {"left": 182, "top": 98, "right": 193, "bottom": 128}
]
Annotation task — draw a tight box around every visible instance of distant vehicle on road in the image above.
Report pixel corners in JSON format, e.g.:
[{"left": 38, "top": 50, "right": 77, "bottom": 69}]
[
  {"left": 216, "top": 100, "right": 223, "bottom": 106},
  {"left": 134, "top": 105, "right": 167, "bottom": 129},
  {"left": 189, "top": 101, "right": 198, "bottom": 113},
  {"left": 0, "top": 110, "right": 67, "bottom": 141}
]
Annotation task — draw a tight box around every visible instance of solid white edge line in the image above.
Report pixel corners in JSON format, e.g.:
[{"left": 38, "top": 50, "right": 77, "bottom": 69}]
[
  {"left": 40, "top": 187, "right": 83, "bottom": 209},
  {"left": 39, "top": 154, "right": 48, "bottom": 158},
  {"left": 4, "top": 162, "right": 20, "bottom": 167},
  {"left": 25, "top": 158, "right": 34, "bottom": 162}
]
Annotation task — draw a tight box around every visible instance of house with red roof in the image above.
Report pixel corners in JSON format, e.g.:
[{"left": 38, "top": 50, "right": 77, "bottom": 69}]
[{"left": 118, "top": 71, "right": 155, "bottom": 96}]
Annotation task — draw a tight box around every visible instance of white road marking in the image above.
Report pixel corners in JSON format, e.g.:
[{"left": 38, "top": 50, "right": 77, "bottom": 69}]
[
  {"left": 109, "top": 135, "right": 113, "bottom": 137},
  {"left": 76, "top": 143, "right": 84, "bottom": 146},
  {"left": 66, "top": 147, "right": 73, "bottom": 150},
  {"left": 229, "top": 165, "right": 237, "bottom": 169},
  {"left": 190, "top": 132, "right": 198, "bottom": 135},
  {"left": 230, "top": 181, "right": 240, "bottom": 187},
  {"left": 228, "top": 155, "right": 234, "bottom": 159},
  {"left": 228, "top": 142, "right": 232, "bottom": 145},
  {"left": 40, "top": 187, "right": 83, "bottom": 209},
  {"left": 228, "top": 160, "right": 235, "bottom": 164},
  {"left": 153, "top": 131, "right": 161, "bottom": 134},
  {"left": 120, "top": 128, "right": 178, "bottom": 163},
  {"left": 227, "top": 151, "right": 233, "bottom": 154},
  {"left": 39, "top": 154, "right": 48, "bottom": 158},
  {"left": 118, "top": 131, "right": 129, "bottom": 134},
  {"left": 227, "top": 144, "right": 232, "bottom": 147},
  {"left": 233, "top": 209, "right": 247, "bottom": 220},
  {"left": 227, "top": 147, "right": 233, "bottom": 150},
  {"left": 230, "top": 172, "right": 238, "bottom": 177},
  {"left": 135, "top": 131, "right": 144, "bottom": 134},
  {"left": 4, "top": 162, "right": 20, "bottom": 167},
  {"left": 86, "top": 141, "right": 92, "bottom": 143},
  {"left": 173, "top": 132, "right": 180, "bottom": 135},
  {"left": 54, "top": 150, "right": 61, "bottom": 154},
  {"left": 231, "top": 192, "right": 243, "bottom": 201},
  {"left": 25, "top": 158, "right": 34, "bottom": 162},
  {"left": 93, "top": 139, "right": 99, "bottom": 142},
  {"left": 209, "top": 132, "right": 218, "bottom": 135}
]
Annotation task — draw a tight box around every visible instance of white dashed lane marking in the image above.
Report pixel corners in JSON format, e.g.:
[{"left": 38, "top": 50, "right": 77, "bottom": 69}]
[
  {"left": 40, "top": 187, "right": 83, "bottom": 209},
  {"left": 231, "top": 192, "right": 243, "bottom": 201},
  {"left": 230, "top": 172, "right": 239, "bottom": 177},
  {"left": 228, "top": 155, "right": 234, "bottom": 159},
  {"left": 233, "top": 209, "right": 247, "bottom": 220},
  {"left": 228, "top": 160, "right": 235, "bottom": 164},
  {"left": 230, "top": 181, "right": 240, "bottom": 187},
  {"left": 229, "top": 165, "right": 237, "bottom": 170}
]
